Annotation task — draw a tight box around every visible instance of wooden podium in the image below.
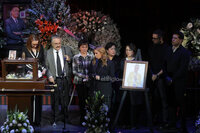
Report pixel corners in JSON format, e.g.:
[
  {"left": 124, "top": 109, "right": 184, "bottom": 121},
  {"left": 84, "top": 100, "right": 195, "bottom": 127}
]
[{"left": 0, "top": 58, "right": 49, "bottom": 122}]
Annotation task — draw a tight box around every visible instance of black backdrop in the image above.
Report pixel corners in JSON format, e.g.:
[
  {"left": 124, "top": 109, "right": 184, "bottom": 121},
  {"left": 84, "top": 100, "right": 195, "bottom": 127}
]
[{"left": 69, "top": 0, "right": 200, "bottom": 60}]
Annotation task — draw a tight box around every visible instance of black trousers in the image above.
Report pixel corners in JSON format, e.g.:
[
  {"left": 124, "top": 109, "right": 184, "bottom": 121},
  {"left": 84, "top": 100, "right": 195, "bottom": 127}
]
[
  {"left": 51, "top": 77, "right": 69, "bottom": 122},
  {"left": 151, "top": 78, "right": 168, "bottom": 123},
  {"left": 76, "top": 82, "right": 89, "bottom": 123},
  {"left": 130, "top": 91, "right": 145, "bottom": 127},
  {"left": 167, "top": 81, "right": 187, "bottom": 128}
]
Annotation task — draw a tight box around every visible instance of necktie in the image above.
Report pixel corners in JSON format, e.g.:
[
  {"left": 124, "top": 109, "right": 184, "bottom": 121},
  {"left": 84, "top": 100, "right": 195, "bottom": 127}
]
[
  {"left": 56, "top": 51, "right": 62, "bottom": 77},
  {"left": 15, "top": 19, "right": 18, "bottom": 24}
]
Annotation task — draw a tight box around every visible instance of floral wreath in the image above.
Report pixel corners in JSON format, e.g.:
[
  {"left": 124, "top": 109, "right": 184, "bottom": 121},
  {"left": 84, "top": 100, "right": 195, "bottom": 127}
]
[
  {"left": 181, "top": 18, "right": 200, "bottom": 70},
  {"left": 181, "top": 18, "right": 200, "bottom": 57},
  {"left": 67, "top": 10, "right": 121, "bottom": 55}
]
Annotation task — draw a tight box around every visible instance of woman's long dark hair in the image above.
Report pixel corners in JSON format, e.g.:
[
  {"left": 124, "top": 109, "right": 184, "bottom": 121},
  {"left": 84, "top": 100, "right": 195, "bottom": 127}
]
[{"left": 124, "top": 42, "right": 137, "bottom": 57}]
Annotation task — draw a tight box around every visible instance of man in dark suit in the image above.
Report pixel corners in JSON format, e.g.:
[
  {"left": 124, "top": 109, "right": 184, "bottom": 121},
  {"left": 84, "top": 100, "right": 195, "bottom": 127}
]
[
  {"left": 46, "top": 35, "right": 73, "bottom": 124},
  {"left": 164, "top": 31, "right": 190, "bottom": 133},
  {"left": 5, "top": 6, "right": 26, "bottom": 57}
]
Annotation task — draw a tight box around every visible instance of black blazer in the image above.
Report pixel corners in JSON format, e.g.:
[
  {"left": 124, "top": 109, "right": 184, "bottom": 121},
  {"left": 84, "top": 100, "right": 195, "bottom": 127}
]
[
  {"left": 89, "top": 59, "right": 115, "bottom": 81},
  {"left": 89, "top": 59, "right": 115, "bottom": 96},
  {"left": 22, "top": 45, "right": 45, "bottom": 71},
  {"left": 164, "top": 45, "right": 190, "bottom": 82}
]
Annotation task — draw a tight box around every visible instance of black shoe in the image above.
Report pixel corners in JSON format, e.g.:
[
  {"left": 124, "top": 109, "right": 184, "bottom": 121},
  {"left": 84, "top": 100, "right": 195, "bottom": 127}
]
[
  {"left": 158, "top": 123, "right": 168, "bottom": 130},
  {"left": 159, "top": 123, "right": 178, "bottom": 132},
  {"left": 179, "top": 127, "right": 188, "bottom": 133}
]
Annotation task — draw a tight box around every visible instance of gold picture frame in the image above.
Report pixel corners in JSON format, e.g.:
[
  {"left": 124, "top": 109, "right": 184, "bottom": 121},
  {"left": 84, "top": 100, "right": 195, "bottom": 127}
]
[{"left": 122, "top": 60, "right": 148, "bottom": 90}]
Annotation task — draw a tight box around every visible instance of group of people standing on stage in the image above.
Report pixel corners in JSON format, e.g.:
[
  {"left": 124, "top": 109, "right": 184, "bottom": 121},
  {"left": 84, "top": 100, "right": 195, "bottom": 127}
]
[{"left": 4, "top": 6, "right": 190, "bottom": 133}]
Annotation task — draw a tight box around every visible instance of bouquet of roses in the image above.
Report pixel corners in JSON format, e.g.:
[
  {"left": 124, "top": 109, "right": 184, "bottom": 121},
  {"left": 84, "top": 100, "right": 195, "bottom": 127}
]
[
  {"left": 0, "top": 107, "right": 34, "bottom": 133},
  {"left": 69, "top": 10, "right": 108, "bottom": 34},
  {"left": 68, "top": 10, "right": 121, "bottom": 55}
]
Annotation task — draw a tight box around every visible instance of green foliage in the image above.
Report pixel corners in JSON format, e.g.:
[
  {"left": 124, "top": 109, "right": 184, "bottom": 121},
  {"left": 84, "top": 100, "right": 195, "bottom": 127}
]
[{"left": 82, "top": 91, "right": 110, "bottom": 133}]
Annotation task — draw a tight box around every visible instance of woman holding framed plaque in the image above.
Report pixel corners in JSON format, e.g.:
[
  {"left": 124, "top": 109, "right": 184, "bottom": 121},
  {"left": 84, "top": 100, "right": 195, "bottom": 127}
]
[{"left": 120, "top": 43, "right": 145, "bottom": 129}]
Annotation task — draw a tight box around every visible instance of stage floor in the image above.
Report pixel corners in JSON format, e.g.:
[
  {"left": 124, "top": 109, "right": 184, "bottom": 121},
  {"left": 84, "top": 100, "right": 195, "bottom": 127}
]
[{"left": 0, "top": 105, "right": 196, "bottom": 133}]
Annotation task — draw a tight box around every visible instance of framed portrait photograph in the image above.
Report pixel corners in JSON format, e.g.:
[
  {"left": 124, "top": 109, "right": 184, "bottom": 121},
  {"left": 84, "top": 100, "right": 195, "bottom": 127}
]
[
  {"left": 8, "top": 50, "right": 16, "bottom": 60},
  {"left": 122, "top": 61, "right": 148, "bottom": 90}
]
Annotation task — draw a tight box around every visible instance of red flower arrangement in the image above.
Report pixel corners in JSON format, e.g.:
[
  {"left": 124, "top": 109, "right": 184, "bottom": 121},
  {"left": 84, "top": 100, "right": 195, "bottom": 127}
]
[{"left": 35, "top": 16, "right": 59, "bottom": 48}]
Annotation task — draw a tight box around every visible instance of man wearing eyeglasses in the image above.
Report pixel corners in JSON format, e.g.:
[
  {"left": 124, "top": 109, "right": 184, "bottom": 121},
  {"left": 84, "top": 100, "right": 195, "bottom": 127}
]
[{"left": 148, "top": 29, "right": 169, "bottom": 129}]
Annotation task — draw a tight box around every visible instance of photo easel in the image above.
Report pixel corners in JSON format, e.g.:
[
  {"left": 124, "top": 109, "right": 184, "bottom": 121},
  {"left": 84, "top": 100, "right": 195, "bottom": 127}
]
[{"left": 112, "top": 61, "right": 153, "bottom": 133}]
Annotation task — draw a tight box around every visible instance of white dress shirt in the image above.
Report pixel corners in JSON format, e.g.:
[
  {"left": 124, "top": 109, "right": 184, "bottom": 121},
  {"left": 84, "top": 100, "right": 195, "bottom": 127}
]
[{"left": 53, "top": 48, "right": 64, "bottom": 77}]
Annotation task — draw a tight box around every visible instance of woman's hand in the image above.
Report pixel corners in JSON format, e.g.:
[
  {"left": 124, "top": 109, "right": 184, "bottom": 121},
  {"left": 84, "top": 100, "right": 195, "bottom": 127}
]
[
  {"left": 42, "top": 69, "right": 46, "bottom": 75},
  {"left": 49, "top": 77, "right": 55, "bottom": 84},
  {"left": 64, "top": 55, "right": 70, "bottom": 61},
  {"left": 96, "top": 75, "right": 100, "bottom": 80}
]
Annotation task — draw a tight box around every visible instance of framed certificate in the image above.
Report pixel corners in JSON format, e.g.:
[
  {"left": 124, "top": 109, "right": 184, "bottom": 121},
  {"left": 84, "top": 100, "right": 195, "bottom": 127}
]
[{"left": 122, "top": 60, "right": 148, "bottom": 90}]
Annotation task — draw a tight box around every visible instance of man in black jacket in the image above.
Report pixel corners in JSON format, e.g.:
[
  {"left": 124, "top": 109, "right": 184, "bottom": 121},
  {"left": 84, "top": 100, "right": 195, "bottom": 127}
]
[
  {"left": 164, "top": 31, "right": 190, "bottom": 133},
  {"left": 148, "top": 29, "right": 169, "bottom": 127}
]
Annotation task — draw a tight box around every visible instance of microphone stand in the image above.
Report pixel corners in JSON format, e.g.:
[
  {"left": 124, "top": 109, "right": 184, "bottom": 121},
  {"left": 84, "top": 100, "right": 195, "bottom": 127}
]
[
  {"left": 60, "top": 71, "right": 67, "bottom": 132},
  {"left": 61, "top": 53, "right": 70, "bottom": 133}
]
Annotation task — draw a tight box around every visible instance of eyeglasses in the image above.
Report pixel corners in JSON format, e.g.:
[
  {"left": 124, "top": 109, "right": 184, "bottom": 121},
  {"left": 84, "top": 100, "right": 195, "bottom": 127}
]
[{"left": 152, "top": 38, "right": 159, "bottom": 40}]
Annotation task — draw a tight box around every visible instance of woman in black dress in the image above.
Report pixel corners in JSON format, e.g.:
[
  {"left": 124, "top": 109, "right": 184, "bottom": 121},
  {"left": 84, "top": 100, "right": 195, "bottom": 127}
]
[
  {"left": 105, "top": 42, "right": 121, "bottom": 122},
  {"left": 22, "top": 34, "right": 46, "bottom": 126},
  {"left": 89, "top": 46, "right": 115, "bottom": 109}
]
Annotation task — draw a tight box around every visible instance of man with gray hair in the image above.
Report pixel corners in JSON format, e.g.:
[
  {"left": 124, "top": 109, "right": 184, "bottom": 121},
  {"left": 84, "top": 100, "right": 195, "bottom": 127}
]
[{"left": 46, "top": 35, "right": 73, "bottom": 125}]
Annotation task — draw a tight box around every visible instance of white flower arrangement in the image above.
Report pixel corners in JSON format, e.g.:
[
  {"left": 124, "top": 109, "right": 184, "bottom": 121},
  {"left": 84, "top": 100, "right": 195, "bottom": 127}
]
[
  {"left": 181, "top": 18, "right": 200, "bottom": 70},
  {"left": 0, "top": 107, "right": 34, "bottom": 133},
  {"left": 181, "top": 18, "right": 200, "bottom": 56},
  {"left": 6, "top": 73, "right": 33, "bottom": 79},
  {"left": 83, "top": 91, "right": 110, "bottom": 133}
]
